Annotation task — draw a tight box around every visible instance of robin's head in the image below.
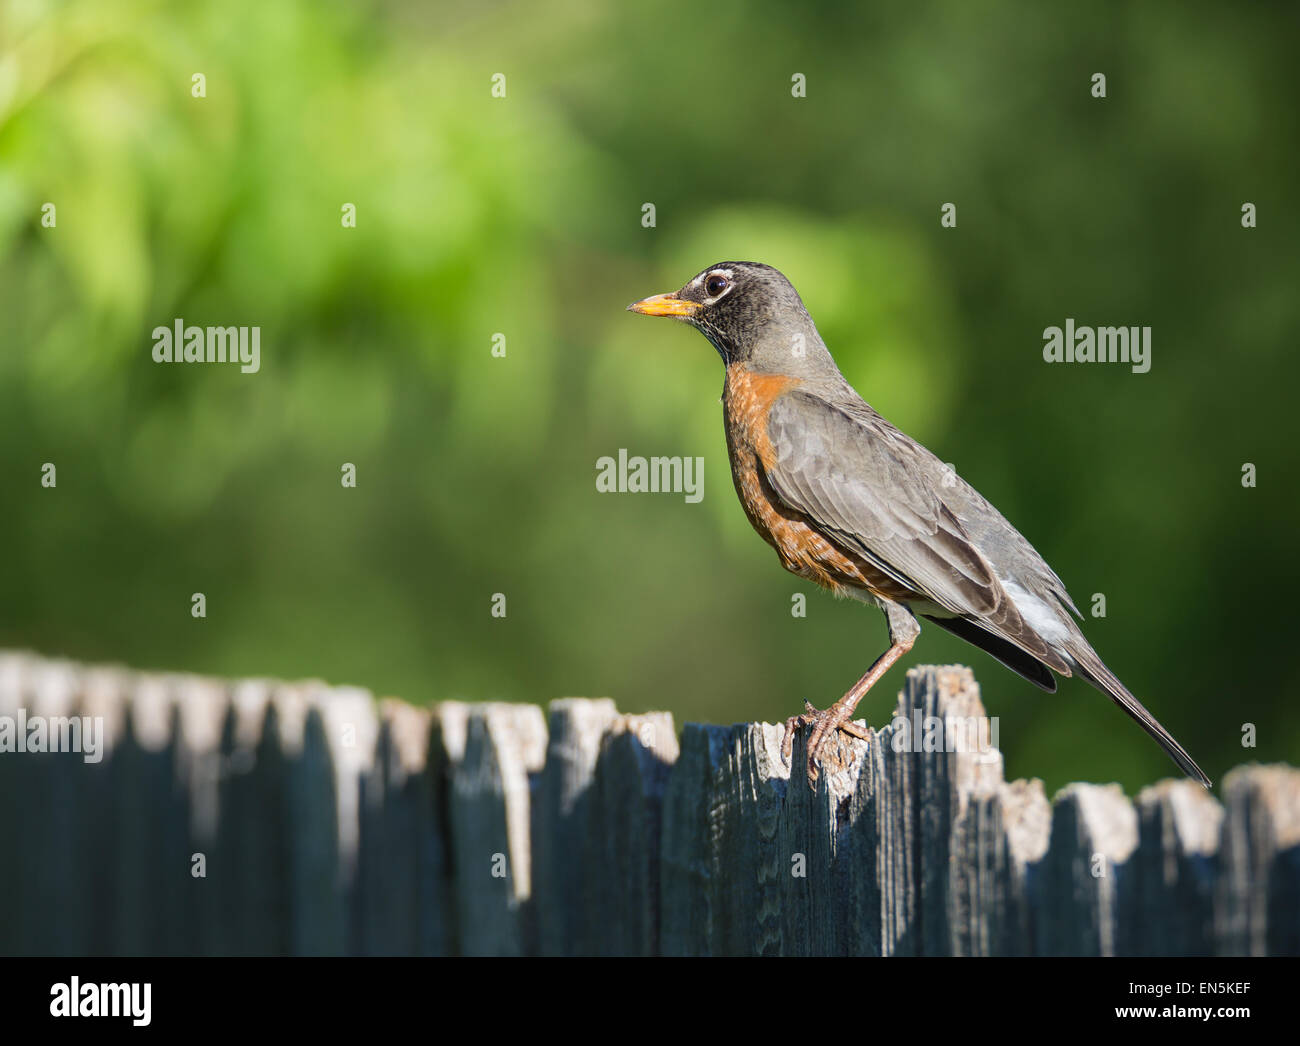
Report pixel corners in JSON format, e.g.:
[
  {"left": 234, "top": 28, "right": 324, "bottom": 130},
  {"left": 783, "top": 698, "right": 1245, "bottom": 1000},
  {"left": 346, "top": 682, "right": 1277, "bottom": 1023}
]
[{"left": 627, "top": 261, "right": 836, "bottom": 375}]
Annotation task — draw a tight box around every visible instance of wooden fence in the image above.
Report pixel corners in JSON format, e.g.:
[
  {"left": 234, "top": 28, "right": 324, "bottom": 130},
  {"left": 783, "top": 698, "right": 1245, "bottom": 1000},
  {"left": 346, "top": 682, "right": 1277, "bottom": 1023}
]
[{"left": 0, "top": 650, "right": 1295, "bottom": 956}]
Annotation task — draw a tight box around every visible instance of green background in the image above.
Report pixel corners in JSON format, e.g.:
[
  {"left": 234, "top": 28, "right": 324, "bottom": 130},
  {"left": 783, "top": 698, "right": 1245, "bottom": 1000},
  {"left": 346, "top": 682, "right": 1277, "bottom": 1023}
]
[{"left": 2, "top": 0, "right": 1296, "bottom": 791}]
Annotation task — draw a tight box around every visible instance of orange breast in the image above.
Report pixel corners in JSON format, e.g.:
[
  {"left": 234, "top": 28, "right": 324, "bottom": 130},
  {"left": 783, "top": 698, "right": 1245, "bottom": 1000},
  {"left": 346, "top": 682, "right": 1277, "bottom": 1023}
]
[{"left": 722, "top": 364, "right": 914, "bottom": 603}]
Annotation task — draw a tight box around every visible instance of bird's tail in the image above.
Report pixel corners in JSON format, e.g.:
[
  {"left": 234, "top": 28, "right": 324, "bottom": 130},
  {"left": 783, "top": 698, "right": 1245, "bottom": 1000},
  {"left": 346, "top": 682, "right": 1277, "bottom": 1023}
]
[{"left": 1069, "top": 646, "right": 1211, "bottom": 788}]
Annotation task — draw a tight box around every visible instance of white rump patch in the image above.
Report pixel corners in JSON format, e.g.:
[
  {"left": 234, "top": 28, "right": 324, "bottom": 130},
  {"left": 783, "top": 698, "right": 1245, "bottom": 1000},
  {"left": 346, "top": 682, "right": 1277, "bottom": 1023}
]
[{"left": 999, "top": 578, "right": 1071, "bottom": 645}]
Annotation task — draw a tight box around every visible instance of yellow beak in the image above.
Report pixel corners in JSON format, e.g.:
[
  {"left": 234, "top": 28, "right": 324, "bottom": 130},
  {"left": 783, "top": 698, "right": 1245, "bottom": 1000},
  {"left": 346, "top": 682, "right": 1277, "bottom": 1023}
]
[{"left": 626, "top": 292, "right": 700, "bottom": 318}]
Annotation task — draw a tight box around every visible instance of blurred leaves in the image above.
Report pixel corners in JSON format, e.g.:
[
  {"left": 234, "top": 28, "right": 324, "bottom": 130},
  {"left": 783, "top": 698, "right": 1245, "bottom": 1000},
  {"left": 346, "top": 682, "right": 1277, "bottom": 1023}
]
[{"left": 1, "top": 0, "right": 1297, "bottom": 792}]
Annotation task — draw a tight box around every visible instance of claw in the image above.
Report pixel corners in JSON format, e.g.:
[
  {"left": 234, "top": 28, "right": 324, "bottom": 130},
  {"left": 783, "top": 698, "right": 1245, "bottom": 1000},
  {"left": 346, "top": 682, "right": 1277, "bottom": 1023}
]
[
  {"left": 780, "top": 701, "right": 870, "bottom": 783},
  {"left": 781, "top": 713, "right": 805, "bottom": 763}
]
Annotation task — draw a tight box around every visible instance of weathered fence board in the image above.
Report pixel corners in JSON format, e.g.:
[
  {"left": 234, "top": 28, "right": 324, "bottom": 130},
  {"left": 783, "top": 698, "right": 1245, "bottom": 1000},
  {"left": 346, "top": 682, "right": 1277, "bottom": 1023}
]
[
  {"left": 534, "top": 697, "right": 619, "bottom": 956},
  {"left": 1216, "top": 765, "right": 1300, "bottom": 956},
  {"left": 357, "top": 699, "right": 432, "bottom": 956},
  {"left": 1120, "top": 781, "right": 1221, "bottom": 956},
  {"left": 1034, "top": 783, "right": 1137, "bottom": 956},
  {"left": 450, "top": 702, "right": 546, "bottom": 956},
  {"left": 960, "top": 778, "right": 1050, "bottom": 956},
  {"left": 0, "top": 649, "right": 1295, "bottom": 956}
]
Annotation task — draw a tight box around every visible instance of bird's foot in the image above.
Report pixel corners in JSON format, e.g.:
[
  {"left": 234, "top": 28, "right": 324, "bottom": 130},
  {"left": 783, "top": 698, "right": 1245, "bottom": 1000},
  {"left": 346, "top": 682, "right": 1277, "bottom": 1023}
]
[{"left": 781, "top": 699, "right": 871, "bottom": 783}]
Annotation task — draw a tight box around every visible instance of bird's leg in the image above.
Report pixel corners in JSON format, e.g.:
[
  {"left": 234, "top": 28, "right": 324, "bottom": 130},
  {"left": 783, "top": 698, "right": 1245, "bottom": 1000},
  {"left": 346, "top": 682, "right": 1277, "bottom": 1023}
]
[
  {"left": 782, "top": 606, "right": 919, "bottom": 781},
  {"left": 780, "top": 640, "right": 911, "bottom": 777}
]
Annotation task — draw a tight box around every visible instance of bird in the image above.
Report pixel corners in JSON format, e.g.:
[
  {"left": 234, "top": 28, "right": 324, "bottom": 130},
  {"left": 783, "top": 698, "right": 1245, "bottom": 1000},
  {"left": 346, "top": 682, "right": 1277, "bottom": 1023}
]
[{"left": 627, "top": 261, "right": 1210, "bottom": 787}]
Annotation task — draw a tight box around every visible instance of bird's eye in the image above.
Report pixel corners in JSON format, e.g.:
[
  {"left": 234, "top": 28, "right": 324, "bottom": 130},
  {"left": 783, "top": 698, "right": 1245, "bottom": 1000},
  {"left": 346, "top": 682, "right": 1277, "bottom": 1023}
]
[{"left": 705, "top": 273, "right": 729, "bottom": 297}]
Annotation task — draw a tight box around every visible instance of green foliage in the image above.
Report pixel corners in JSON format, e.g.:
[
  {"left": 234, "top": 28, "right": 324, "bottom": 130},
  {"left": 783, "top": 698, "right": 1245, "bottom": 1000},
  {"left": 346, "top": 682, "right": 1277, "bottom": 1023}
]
[{"left": 3, "top": 0, "right": 1296, "bottom": 791}]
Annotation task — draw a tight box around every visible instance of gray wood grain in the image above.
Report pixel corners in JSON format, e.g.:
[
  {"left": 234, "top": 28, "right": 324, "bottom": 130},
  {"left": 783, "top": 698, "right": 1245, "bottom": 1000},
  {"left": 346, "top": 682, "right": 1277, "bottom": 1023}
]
[
  {"left": 534, "top": 697, "right": 619, "bottom": 956},
  {"left": 912, "top": 666, "right": 1003, "bottom": 956},
  {"left": 449, "top": 702, "right": 547, "bottom": 956},
  {"left": 789, "top": 719, "right": 868, "bottom": 957},
  {"left": 1119, "top": 780, "right": 1221, "bottom": 955},
  {"left": 1035, "top": 783, "right": 1138, "bottom": 956},
  {"left": 280, "top": 681, "right": 378, "bottom": 956},
  {"left": 1216, "top": 764, "right": 1300, "bottom": 956},
  {"left": 959, "top": 778, "right": 1050, "bottom": 955},
  {"left": 1, "top": 649, "right": 1295, "bottom": 957},
  {"left": 357, "top": 699, "right": 432, "bottom": 955},
  {"left": 585, "top": 711, "right": 678, "bottom": 955},
  {"left": 847, "top": 676, "right": 926, "bottom": 957},
  {"left": 659, "top": 722, "right": 735, "bottom": 956}
]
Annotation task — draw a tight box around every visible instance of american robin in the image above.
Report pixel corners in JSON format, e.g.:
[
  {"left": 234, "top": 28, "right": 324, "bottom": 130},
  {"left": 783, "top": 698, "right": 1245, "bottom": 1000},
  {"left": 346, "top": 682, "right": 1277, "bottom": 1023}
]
[{"left": 628, "top": 261, "right": 1210, "bottom": 787}]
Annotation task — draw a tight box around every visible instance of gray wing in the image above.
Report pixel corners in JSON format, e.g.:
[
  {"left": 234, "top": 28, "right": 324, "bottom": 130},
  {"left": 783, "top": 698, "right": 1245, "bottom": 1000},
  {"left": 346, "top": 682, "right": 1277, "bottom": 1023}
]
[
  {"left": 765, "top": 387, "right": 1212, "bottom": 786},
  {"left": 764, "top": 388, "right": 1071, "bottom": 673}
]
